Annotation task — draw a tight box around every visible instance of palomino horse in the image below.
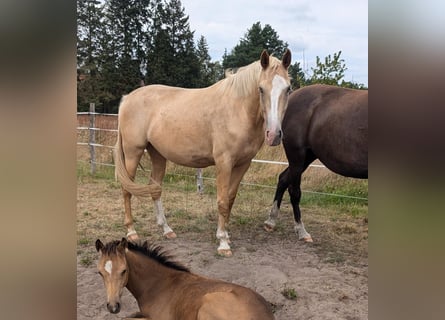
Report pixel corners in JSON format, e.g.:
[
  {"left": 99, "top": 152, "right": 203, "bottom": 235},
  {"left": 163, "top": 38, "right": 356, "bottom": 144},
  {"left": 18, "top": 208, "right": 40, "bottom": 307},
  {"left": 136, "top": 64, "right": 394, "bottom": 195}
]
[
  {"left": 264, "top": 84, "right": 368, "bottom": 242},
  {"left": 96, "top": 238, "right": 275, "bottom": 320},
  {"left": 114, "top": 49, "right": 292, "bottom": 256}
]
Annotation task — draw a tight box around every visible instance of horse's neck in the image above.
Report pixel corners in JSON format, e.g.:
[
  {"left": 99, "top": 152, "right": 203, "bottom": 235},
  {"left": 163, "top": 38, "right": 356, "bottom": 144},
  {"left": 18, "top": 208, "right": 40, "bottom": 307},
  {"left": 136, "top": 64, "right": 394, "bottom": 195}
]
[
  {"left": 125, "top": 250, "right": 177, "bottom": 304},
  {"left": 215, "top": 75, "right": 264, "bottom": 126}
]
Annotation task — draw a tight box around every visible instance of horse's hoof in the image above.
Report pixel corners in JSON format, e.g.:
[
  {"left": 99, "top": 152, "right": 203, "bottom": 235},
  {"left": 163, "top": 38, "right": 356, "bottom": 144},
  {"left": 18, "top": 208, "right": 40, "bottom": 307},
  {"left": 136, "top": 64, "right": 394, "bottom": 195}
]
[
  {"left": 301, "top": 236, "right": 313, "bottom": 243},
  {"left": 164, "top": 231, "right": 177, "bottom": 239},
  {"left": 263, "top": 223, "right": 275, "bottom": 232},
  {"left": 127, "top": 233, "right": 139, "bottom": 242},
  {"left": 217, "top": 249, "right": 233, "bottom": 257}
]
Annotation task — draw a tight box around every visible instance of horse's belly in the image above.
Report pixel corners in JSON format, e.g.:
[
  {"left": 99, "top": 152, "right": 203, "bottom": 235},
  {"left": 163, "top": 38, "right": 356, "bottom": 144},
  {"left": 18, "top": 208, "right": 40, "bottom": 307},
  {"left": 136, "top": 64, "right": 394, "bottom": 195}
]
[
  {"left": 173, "top": 155, "right": 215, "bottom": 168},
  {"left": 155, "top": 145, "right": 215, "bottom": 168}
]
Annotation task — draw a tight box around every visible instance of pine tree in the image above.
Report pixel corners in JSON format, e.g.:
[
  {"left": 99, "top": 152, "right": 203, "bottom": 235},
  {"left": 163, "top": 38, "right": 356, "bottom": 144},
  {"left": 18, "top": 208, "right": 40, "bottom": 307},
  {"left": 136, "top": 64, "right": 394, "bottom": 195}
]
[
  {"left": 145, "top": 0, "right": 199, "bottom": 88},
  {"left": 223, "top": 22, "right": 288, "bottom": 69},
  {"left": 196, "top": 35, "right": 213, "bottom": 87},
  {"left": 145, "top": 1, "right": 175, "bottom": 85},
  {"left": 77, "top": 0, "right": 104, "bottom": 111}
]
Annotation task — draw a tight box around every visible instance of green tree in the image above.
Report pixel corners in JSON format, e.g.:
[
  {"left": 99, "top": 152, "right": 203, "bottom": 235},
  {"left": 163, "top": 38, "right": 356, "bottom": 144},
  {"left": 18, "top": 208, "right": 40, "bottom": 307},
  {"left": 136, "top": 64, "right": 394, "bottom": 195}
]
[
  {"left": 288, "top": 61, "right": 306, "bottom": 89},
  {"left": 306, "top": 51, "right": 366, "bottom": 89},
  {"left": 309, "top": 51, "right": 347, "bottom": 86},
  {"left": 104, "top": 0, "right": 148, "bottom": 90},
  {"left": 196, "top": 35, "right": 214, "bottom": 87},
  {"left": 222, "top": 22, "right": 288, "bottom": 69},
  {"left": 77, "top": 0, "right": 104, "bottom": 111},
  {"left": 146, "top": 0, "right": 199, "bottom": 87}
]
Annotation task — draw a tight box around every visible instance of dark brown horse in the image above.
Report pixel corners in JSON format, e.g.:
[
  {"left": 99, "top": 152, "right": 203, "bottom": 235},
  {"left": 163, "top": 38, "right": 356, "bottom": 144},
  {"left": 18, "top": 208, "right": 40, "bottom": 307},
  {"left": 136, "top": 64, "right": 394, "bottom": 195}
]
[
  {"left": 264, "top": 84, "right": 368, "bottom": 242},
  {"left": 96, "top": 238, "right": 275, "bottom": 320}
]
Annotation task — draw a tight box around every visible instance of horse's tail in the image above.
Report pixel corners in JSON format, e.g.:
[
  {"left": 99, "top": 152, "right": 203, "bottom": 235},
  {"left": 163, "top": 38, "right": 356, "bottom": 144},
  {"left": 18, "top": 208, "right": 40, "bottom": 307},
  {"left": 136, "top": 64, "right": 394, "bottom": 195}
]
[{"left": 114, "top": 128, "right": 161, "bottom": 199}]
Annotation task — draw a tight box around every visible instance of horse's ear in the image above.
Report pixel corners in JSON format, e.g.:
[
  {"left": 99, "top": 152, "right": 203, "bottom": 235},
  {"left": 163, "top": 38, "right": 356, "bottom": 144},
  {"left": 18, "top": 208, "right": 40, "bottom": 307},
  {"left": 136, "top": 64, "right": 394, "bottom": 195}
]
[
  {"left": 95, "top": 239, "right": 104, "bottom": 252},
  {"left": 119, "top": 237, "right": 128, "bottom": 251},
  {"left": 260, "top": 50, "right": 270, "bottom": 69},
  {"left": 282, "top": 49, "right": 291, "bottom": 69}
]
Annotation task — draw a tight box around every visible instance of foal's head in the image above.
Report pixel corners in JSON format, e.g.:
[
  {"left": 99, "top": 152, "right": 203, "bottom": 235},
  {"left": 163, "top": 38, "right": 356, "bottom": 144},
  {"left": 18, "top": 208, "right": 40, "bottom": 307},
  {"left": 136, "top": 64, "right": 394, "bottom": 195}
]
[
  {"left": 258, "top": 49, "right": 292, "bottom": 146},
  {"left": 95, "top": 238, "right": 129, "bottom": 314}
]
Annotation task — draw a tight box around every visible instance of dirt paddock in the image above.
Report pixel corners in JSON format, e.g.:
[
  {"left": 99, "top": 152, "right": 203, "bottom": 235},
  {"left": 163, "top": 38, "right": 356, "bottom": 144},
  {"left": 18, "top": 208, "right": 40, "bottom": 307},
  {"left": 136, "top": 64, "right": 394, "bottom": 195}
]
[{"left": 77, "top": 178, "right": 368, "bottom": 320}]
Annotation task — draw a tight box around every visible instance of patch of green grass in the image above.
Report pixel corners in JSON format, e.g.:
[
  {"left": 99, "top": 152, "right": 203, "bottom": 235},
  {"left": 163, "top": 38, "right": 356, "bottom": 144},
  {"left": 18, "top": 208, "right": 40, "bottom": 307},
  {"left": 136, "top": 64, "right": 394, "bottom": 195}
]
[
  {"left": 233, "top": 215, "right": 254, "bottom": 226},
  {"left": 78, "top": 238, "right": 89, "bottom": 245},
  {"left": 79, "top": 254, "right": 94, "bottom": 267},
  {"left": 281, "top": 286, "right": 298, "bottom": 300}
]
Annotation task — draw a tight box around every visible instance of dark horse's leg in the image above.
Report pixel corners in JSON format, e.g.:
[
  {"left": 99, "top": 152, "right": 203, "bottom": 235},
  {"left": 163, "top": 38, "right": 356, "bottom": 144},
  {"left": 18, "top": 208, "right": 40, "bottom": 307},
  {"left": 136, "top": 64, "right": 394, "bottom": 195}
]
[
  {"left": 264, "top": 167, "right": 290, "bottom": 231},
  {"left": 287, "top": 150, "right": 316, "bottom": 242},
  {"left": 265, "top": 149, "right": 316, "bottom": 242},
  {"left": 287, "top": 167, "right": 312, "bottom": 242}
]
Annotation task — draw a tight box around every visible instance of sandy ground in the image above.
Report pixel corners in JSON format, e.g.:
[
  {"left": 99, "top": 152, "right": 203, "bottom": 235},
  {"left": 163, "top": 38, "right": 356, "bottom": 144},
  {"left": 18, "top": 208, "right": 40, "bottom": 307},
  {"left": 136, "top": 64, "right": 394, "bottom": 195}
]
[
  {"left": 77, "top": 176, "right": 367, "bottom": 320},
  {"left": 77, "top": 236, "right": 367, "bottom": 320}
]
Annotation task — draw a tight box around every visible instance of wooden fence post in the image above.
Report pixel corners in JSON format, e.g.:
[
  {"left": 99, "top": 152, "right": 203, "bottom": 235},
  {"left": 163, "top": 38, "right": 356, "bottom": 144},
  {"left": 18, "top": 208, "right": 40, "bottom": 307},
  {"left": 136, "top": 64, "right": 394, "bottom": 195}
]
[
  {"left": 196, "top": 168, "right": 204, "bottom": 194},
  {"left": 89, "top": 103, "right": 96, "bottom": 175}
]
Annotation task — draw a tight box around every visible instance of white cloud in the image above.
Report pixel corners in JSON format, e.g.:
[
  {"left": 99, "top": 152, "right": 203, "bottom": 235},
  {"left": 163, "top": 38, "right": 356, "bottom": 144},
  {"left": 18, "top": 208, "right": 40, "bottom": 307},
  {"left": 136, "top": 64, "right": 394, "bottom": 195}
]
[{"left": 181, "top": 0, "right": 368, "bottom": 86}]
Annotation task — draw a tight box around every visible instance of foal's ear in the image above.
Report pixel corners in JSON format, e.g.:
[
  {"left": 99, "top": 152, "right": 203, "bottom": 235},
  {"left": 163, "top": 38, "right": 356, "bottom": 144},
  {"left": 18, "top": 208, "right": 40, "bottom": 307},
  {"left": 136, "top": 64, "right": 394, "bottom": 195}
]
[
  {"left": 282, "top": 49, "right": 291, "bottom": 69},
  {"left": 118, "top": 237, "right": 128, "bottom": 251},
  {"left": 260, "top": 50, "right": 270, "bottom": 69},
  {"left": 95, "top": 239, "right": 104, "bottom": 252}
]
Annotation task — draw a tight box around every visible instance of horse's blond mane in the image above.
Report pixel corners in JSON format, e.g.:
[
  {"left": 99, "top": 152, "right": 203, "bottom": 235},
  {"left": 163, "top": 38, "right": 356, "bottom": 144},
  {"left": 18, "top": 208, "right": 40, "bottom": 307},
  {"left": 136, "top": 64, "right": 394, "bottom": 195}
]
[{"left": 217, "top": 55, "right": 283, "bottom": 97}]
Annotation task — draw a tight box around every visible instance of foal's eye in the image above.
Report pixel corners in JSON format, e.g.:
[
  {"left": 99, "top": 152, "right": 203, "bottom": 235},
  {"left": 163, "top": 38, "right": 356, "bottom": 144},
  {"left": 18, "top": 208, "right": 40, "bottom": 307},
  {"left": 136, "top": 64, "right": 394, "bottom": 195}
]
[{"left": 287, "top": 86, "right": 292, "bottom": 94}]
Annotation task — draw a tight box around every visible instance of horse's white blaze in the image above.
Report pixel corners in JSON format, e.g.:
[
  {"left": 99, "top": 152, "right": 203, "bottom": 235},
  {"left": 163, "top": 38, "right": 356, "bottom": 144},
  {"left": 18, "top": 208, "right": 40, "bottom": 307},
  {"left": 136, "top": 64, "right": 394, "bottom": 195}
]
[
  {"left": 105, "top": 260, "right": 113, "bottom": 274},
  {"left": 269, "top": 75, "right": 288, "bottom": 127}
]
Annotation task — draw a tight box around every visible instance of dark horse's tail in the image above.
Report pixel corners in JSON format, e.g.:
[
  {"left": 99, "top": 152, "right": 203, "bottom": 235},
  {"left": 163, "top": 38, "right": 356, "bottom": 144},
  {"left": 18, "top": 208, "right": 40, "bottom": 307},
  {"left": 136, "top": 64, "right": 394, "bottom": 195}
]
[{"left": 114, "top": 128, "right": 161, "bottom": 199}]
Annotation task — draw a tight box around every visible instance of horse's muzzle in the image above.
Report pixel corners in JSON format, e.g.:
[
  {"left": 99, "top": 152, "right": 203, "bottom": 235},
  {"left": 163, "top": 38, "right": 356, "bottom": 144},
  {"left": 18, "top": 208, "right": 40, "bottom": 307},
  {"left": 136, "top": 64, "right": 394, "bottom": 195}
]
[
  {"left": 265, "top": 129, "right": 282, "bottom": 146},
  {"left": 107, "top": 302, "right": 121, "bottom": 314}
]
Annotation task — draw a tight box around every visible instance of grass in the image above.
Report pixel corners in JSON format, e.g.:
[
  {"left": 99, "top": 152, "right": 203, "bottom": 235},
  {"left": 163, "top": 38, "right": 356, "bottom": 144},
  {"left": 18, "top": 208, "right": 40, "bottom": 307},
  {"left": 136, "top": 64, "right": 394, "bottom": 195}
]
[
  {"left": 281, "top": 286, "right": 298, "bottom": 300},
  {"left": 76, "top": 149, "right": 368, "bottom": 266}
]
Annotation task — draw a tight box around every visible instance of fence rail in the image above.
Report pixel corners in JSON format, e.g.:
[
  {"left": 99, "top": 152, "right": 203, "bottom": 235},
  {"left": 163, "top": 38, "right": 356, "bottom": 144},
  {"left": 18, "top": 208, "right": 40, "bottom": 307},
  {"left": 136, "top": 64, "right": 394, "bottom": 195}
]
[{"left": 77, "top": 110, "right": 367, "bottom": 201}]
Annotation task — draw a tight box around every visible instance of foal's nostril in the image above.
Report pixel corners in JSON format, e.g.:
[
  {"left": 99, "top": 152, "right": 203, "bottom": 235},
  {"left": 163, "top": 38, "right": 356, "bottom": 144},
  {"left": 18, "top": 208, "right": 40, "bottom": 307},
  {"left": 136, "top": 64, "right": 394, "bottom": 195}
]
[{"left": 107, "top": 302, "right": 121, "bottom": 314}]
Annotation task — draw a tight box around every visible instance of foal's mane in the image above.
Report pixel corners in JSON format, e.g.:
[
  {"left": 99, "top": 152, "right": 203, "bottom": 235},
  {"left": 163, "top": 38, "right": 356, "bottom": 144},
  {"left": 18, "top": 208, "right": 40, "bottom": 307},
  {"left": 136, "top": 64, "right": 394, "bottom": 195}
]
[
  {"left": 101, "top": 240, "right": 189, "bottom": 272},
  {"left": 217, "top": 55, "right": 283, "bottom": 97},
  {"left": 127, "top": 241, "right": 190, "bottom": 273}
]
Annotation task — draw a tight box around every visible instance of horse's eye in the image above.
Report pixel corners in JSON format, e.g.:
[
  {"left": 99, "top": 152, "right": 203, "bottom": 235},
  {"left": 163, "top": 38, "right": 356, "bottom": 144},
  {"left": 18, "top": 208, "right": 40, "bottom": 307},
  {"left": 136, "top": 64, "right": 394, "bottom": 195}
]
[
  {"left": 97, "top": 271, "right": 104, "bottom": 278},
  {"left": 121, "top": 269, "right": 127, "bottom": 275},
  {"left": 287, "top": 86, "right": 292, "bottom": 94}
]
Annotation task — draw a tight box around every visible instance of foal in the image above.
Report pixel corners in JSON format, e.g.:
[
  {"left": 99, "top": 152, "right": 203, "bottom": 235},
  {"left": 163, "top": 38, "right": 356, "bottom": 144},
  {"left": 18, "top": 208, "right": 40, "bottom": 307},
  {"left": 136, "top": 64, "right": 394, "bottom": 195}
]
[{"left": 96, "top": 238, "right": 275, "bottom": 320}]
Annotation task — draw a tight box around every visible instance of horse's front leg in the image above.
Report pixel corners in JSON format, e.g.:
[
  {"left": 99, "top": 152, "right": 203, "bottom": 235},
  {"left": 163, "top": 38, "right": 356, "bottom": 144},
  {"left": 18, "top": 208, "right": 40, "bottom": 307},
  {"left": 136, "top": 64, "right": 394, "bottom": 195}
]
[{"left": 215, "top": 163, "right": 233, "bottom": 257}]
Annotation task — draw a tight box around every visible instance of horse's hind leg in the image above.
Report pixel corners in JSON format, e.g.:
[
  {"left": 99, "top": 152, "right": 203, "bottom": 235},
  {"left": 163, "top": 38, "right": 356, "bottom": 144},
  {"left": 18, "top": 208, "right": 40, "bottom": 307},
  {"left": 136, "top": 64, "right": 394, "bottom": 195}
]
[
  {"left": 287, "top": 169, "right": 312, "bottom": 242},
  {"left": 264, "top": 167, "right": 290, "bottom": 231},
  {"left": 146, "top": 146, "right": 176, "bottom": 239},
  {"left": 122, "top": 147, "right": 145, "bottom": 241}
]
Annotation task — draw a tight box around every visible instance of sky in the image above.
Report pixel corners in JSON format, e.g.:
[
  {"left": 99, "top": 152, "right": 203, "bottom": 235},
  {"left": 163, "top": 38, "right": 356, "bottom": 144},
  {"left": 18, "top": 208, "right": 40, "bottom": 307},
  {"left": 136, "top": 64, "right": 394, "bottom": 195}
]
[{"left": 180, "top": 0, "right": 368, "bottom": 86}]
